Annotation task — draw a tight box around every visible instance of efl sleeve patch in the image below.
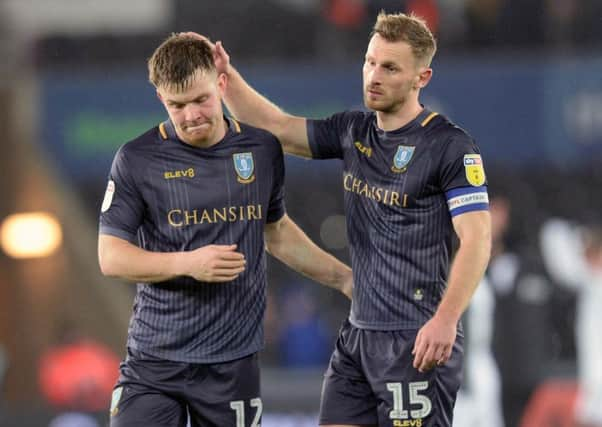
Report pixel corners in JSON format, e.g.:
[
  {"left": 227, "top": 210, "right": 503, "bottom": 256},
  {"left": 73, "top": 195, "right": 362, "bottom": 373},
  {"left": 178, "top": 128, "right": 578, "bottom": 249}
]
[
  {"left": 446, "top": 186, "right": 489, "bottom": 217},
  {"left": 101, "top": 180, "right": 115, "bottom": 213},
  {"left": 463, "top": 154, "right": 486, "bottom": 186}
]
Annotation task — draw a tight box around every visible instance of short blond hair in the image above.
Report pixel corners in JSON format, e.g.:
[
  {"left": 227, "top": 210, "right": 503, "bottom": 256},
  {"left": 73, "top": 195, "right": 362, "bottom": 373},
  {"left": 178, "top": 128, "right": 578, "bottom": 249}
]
[
  {"left": 372, "top": 11, "right": 437, "bottom": 66},
  {"left": 148, "top": 33, "right": 215, "bottom": 92}
]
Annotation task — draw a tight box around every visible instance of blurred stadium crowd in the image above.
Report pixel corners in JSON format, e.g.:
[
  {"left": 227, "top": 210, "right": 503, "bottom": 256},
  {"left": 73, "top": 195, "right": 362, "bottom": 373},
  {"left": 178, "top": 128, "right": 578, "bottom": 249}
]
[{"left": 0, "top": 1, "right": 601, "bottom": 426}]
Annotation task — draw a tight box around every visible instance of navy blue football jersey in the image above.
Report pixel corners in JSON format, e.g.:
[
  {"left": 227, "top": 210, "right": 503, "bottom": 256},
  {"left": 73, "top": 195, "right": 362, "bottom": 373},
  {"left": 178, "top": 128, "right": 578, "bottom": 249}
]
[
  {"left": 99, "top": 118, "right": 285, "bottom": 363},
  {"left": 308, "top": 109, "right": 488, "bottom": 330}
]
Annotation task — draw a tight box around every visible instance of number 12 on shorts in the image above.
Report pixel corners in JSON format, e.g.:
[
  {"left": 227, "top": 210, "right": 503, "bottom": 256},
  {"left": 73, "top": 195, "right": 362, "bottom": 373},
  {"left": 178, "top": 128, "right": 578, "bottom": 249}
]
[
  {"left": 387, "top": 381, "right": 432, "bottom": 423},
  {"left": 230, "top": 398, "right": 262, "bottom": 427}
]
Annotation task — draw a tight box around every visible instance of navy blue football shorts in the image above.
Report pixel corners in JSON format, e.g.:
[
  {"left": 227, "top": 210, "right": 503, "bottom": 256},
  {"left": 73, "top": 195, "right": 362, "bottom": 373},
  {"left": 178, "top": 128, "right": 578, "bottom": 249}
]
[
  {"left": 319, "top": 319, "right": 464, "bottom": 427},
  {"left": 109, "top": 348, "right": 261, "bottom": 427}
]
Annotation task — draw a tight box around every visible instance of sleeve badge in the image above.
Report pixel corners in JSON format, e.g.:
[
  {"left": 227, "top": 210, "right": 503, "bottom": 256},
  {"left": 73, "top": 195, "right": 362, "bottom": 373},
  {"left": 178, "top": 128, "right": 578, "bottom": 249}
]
[
  {"left": 101, "top": 180, "right": 115, "bottom": 213},
  {"left": 463, "top": 154, "right": 486, "bottom": 186}
]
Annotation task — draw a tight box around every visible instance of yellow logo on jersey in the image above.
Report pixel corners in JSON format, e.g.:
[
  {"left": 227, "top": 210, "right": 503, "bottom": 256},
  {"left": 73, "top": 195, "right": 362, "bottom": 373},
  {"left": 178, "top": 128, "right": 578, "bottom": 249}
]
[
  {"left": 393, "top": 419, "right": 423, "bottom": 427},
  {"left": 167, "top": 204, "right": 263, "bottom": 227},
  {"left": 354, "top": 141, "right": 372, "bottom": 157},
  {"left": 463, "top": 154, "right": 485, "bottom": 186},
  {"left": 164, "top": 168, "right": 195, "bottom": 179},
  {"left": 343, "top": 173, "right": 402, "bottom": 207}
]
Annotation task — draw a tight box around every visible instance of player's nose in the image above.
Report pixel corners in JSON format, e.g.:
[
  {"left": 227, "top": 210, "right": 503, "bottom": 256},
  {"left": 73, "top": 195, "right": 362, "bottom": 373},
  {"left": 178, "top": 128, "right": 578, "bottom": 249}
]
[
  {"left": 183, "top": 104, "right": 203, "bottom": 121},
  {"left": 366, "top": 69, "right": 381, "bottom": 86}
]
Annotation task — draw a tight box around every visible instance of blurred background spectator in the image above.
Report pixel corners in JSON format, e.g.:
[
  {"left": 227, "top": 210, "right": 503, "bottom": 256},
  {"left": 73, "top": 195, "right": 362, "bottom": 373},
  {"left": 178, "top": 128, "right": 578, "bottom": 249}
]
[
  {"left": 37, "top": 335, "right": 118, "bottom": 427},
  {"left": 0, "top": 1, "right": 601, "bottom": 425},
  {"left": 540, "top": 219, "right": 602, "bottom": 427},
  {"left": 278, "top": 287, "right": 333, "bottom": 368},
  {"left": 38, "top": 335, "right": 119, "bottom": 413}
]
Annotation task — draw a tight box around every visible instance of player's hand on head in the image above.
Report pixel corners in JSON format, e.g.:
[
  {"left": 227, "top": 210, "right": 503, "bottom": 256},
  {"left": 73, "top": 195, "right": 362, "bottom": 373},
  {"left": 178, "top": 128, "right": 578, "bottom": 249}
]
[
  {"left": 212, "top": 41, "right": 230, "bottom": 74},
  {"left": 178, "top": 32, "right": 230, "bottom": 75},
  {"left": 187, "top": 244, "right": 246, "bottom": 282},
  {"left": 411, "top": 316, "right": 456, "bottom": 373}
]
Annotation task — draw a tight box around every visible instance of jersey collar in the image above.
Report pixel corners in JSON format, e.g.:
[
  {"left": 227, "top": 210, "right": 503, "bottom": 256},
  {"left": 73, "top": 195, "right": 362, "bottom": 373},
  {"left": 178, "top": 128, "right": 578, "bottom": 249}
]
[{"left": 374, "top": 106, "right": 437, "bottom": 136}]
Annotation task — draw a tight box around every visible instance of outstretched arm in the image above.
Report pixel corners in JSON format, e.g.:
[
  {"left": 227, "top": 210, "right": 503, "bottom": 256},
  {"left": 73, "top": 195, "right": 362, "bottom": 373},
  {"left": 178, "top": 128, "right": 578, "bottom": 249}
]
[
  {"left": 222, "top": 62, "right": 310, "bottom": 157},
  {"left": 264, "top": 214, "right": 352, "bottom": 299},
  {"left": 412, "top": 210, "right": 491, "bottom": 372},
  {"left": 183, "top": 33, "right": 311, "bottom": 158},
  {"left": 98, "top": 234, "right": 246, "bottom": 283}
]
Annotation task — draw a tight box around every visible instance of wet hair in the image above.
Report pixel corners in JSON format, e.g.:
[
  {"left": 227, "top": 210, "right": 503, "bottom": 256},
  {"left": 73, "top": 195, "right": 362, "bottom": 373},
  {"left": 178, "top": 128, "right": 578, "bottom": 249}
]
[
  {"left": 371, "top": 11, "right": 437, "bottom": 67},
  {"left": 148, "top": 33, "right": 215, "bottom": 92}
]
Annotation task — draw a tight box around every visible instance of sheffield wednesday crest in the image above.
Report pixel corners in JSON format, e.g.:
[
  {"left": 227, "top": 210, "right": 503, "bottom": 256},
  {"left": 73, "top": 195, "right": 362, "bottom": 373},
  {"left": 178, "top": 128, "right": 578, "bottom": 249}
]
[
  {"left": 233, "top": 152, "right": 255, "bottom": 183},
  {"left": 391, "top": 145, "right": 415, "bottom": 173}
]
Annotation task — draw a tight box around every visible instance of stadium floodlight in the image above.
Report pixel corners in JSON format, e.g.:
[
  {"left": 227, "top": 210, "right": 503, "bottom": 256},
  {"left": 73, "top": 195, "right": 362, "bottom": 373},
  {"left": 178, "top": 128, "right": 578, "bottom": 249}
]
[{"left": 0, "top": 212, "right": 63, "bottom": 259}]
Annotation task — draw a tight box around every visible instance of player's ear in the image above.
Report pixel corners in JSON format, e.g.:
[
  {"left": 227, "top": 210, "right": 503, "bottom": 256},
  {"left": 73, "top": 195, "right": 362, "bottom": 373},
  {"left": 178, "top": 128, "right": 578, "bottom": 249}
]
[
  {"left": 415, "top": 67, "right": 432, "bottom": 89},
  {"left": 216, "top": 72, "right": 227, "bottom": 96}
]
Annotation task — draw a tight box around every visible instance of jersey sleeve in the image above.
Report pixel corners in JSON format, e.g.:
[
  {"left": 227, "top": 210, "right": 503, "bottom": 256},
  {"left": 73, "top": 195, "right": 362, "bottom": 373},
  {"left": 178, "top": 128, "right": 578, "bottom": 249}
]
[
  {"left": 439, "top": 133, "right": 489, "bottom": 217},
  {"left": 98, "top": 146, "right": 145, "bottom": 243},
  {"left": 306, "top": 111, "right": 356, "bottom": 159},
  {"left": 266, "top": 139, "right": 286, "bottom": 224}
]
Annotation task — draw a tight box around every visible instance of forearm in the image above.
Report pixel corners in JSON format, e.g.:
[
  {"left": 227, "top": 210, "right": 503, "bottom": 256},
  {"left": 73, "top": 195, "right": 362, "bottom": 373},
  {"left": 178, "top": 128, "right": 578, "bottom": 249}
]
[
  {"left": 98, "top": 235, "right": 185, "bottom": 283},
  {"left": 265, "top": 217, "right": 352, "bottom": 297},
  {"left": 436, "top": 234, "right": 491, "bottom": 324},
  {"left": 224, "top": 67, "right": 311, "bottom": 157},
  {"left": 224, "top": 67, "right": 286, "bottom": 134}
]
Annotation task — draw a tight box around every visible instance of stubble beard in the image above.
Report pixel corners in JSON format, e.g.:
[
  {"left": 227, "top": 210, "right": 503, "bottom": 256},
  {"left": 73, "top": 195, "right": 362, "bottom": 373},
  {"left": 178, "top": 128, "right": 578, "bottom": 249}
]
[
  {"left": 179, "top": 120, "right": 215, "bottom": 145},
  {"left": 364, "top": 92, "right": 407, "bottom": 114}
]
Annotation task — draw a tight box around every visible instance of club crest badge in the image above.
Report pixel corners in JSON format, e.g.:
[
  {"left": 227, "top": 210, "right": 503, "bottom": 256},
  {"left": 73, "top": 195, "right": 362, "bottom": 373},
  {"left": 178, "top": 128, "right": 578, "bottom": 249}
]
[
  {"left": 391, "top": 145, "right": 415, "bottom": 173},
  {"left": 463, "top": 154, "right": 486, "bottom": 186},
  {"left": 233, "top": 152, "right": 255, "bottom": 184}
]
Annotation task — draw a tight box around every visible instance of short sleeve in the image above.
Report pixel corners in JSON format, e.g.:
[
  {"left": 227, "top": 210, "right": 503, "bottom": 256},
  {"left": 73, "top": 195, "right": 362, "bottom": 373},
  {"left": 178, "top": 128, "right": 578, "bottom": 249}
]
[
  {"left": 307, "top": 111, "right": 356, "bottom": 159},
  {"left": 440, "top": 133, "right": 489, "bottom": 217},
  {"left": 266, "top": 139, "right": 286, "bottom": 224},
  {"left": 98, "top": 146, "right": 145, "bottom": 242}
]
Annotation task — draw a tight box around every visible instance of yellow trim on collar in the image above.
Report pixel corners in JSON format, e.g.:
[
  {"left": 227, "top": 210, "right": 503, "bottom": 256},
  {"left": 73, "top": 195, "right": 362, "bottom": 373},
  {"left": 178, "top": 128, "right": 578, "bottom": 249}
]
[
  {"left": 231, "top": 118, "right": 241, "bottom": 133},
  {"left": 420, "top": 112, "right": 438, "bottom": 127},
  {"left": 159, "top": 122, "right": 168, "bottom": 140}
]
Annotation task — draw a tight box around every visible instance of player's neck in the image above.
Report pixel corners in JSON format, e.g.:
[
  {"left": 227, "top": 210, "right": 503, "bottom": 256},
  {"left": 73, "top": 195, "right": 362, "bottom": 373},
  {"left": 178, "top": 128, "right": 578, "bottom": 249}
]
[{"left": 376, "top": 102, "right": 424, "bottom": 132}]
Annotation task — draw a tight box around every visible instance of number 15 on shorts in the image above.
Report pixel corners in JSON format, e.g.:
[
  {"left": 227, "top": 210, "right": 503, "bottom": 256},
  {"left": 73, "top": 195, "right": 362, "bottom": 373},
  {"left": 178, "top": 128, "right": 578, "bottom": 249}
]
[{"left": 387, "top": 381, "right": 432, "bottom": 426}]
